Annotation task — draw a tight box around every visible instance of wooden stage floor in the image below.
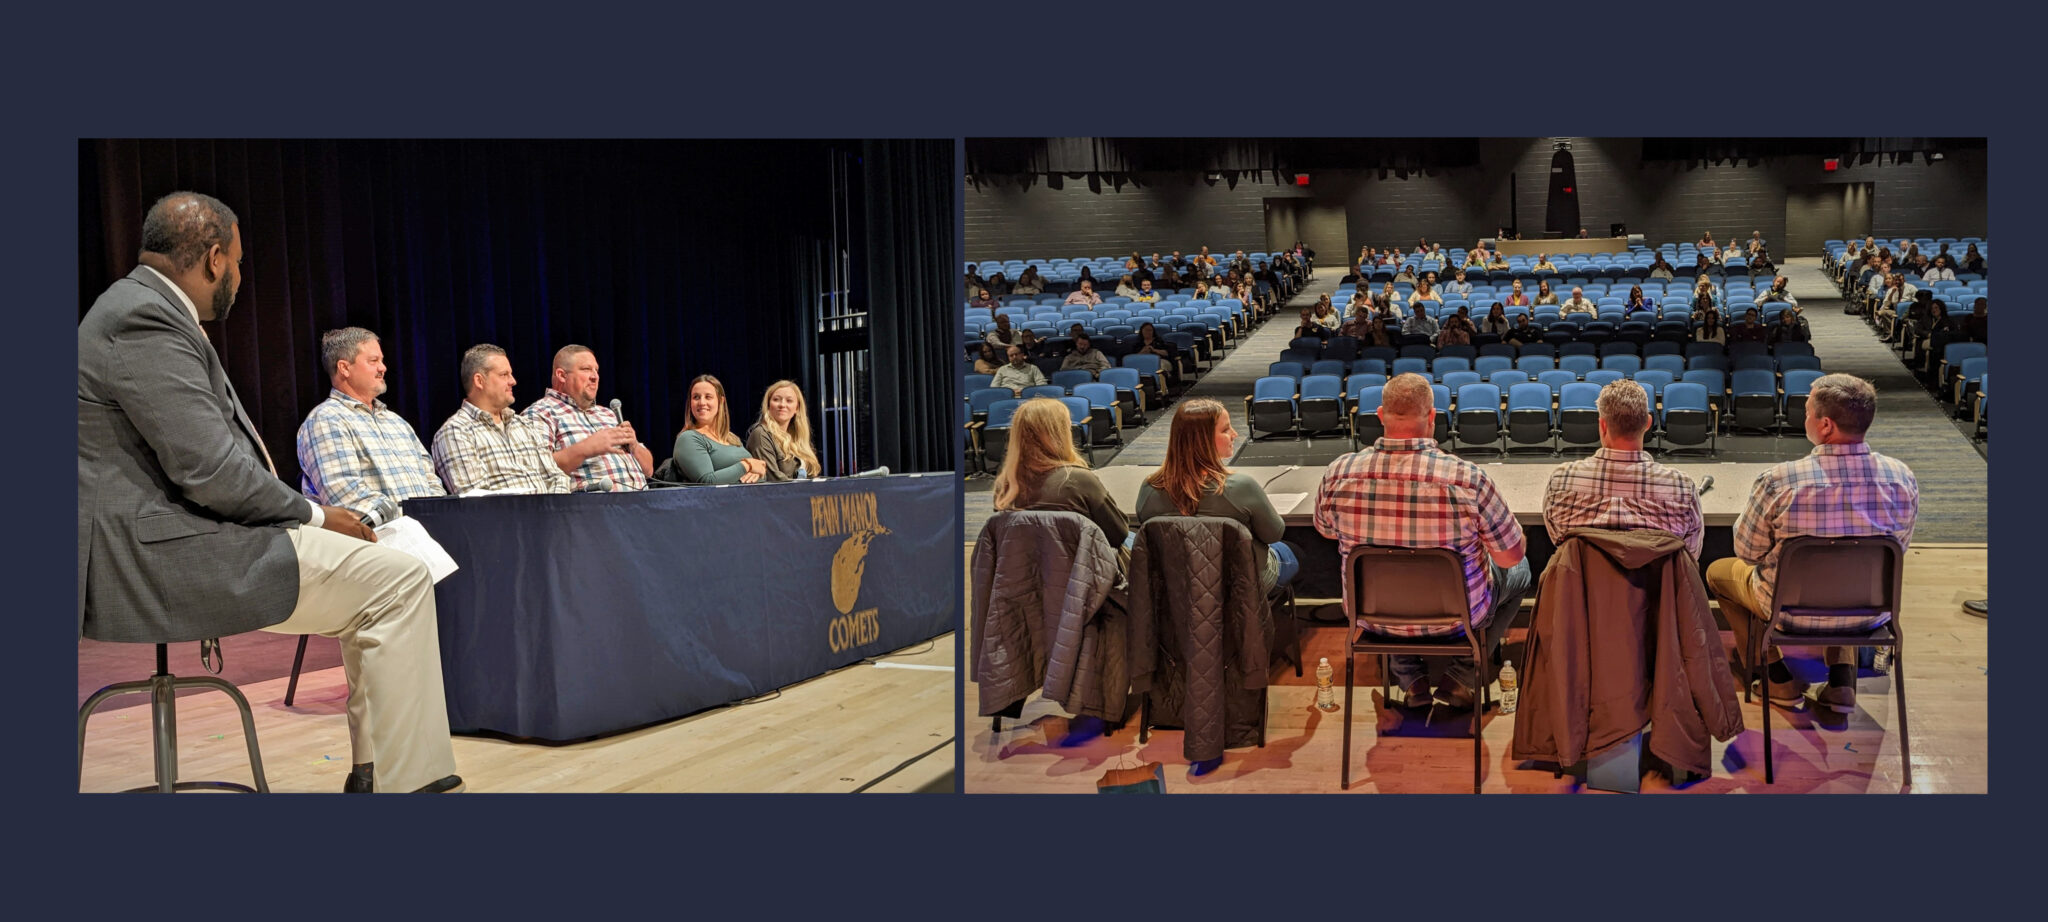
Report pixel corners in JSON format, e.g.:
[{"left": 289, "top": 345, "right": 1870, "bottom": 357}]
[
  {"left": 964, "top": 546, "right": 1986, "bottom": 794},
  {"left": 79, "top": 634, "right": 956, "bottom": 794}
]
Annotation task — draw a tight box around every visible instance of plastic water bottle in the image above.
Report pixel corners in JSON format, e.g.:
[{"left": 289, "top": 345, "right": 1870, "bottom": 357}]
[
  {"left": 1498, "top": 660, "right": 1519, "bottom": 715},
  {"left": 1314, "top": 658, "right": 1340, "bottom": 712},
  {"left": 1873, "top": 646, "right": 1892, "bottom": 674}
]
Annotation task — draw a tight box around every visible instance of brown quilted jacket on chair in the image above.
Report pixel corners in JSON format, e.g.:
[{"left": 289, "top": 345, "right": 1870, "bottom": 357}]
[
  {"left": 1512, "top": 527, "right": 1744, "bottom": 778},
  {"left": 1127, "top": 516, "right": 1274, "bottom": 763},
  {"left": 970, "top": 511, "right": 1128, "bottom": 722}
]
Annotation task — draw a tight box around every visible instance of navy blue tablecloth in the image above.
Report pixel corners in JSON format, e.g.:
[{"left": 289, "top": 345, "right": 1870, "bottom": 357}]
[{"left": 403, "top": 474, "right": 955, "bottom": 741}]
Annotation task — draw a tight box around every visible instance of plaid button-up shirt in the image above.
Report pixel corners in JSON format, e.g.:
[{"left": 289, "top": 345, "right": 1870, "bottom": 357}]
[
  {"left": 295, "top": 388, "right": 447, "bottom": 526},
  {"left": 1542, "top": 448, "right": 1703, "bottom": 561},
  {"left": 430, "top": 401, "right": 572, "bottom": 496},
  {"left": 522, "top": 388, "right": 647, "bottom": 492},
  {"left": 1314, "top": 437, "right": 1526, "bottom": 636},
  {"left": 1734, "top": 442, "right": 1918, "bottom": 631}
]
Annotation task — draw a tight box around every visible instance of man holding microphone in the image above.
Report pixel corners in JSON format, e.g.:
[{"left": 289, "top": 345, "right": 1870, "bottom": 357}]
[{"left": 524, "top": 344, "right": 652, "bottom": 491}]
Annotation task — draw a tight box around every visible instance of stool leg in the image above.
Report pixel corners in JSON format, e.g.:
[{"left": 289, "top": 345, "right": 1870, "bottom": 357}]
[
  {"left": 186, "top": 675, "right": 271, "bottom": 794},
  {"left": 151, "top": 674, "right": 178, "bottom": 794},
  {"left": 284, "top": 635, "right": 310, "bottom": 707},
  {"left": 1342, "top": 653, "right": 1355, "bottom": 791},
  {"left": 1892, "top": 644, "right": 1910, "bottom": 791},
  {"left": 77, "top": 680, "right": 151, "bottom": 791}
]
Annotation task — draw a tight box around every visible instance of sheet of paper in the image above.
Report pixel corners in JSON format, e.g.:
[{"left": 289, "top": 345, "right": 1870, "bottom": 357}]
[
  {"left": 1266, "top": 493, "right": 1310, "bottom": 515},
  {"left": 372, "top": 516, "right": 460, "bottom": 583}
]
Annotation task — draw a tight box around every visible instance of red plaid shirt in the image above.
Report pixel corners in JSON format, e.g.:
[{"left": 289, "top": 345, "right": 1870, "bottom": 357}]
[
  {"left": 1314, "top": 437, "right": 1526, "bottom": 635},
  {"left": 1542, "top": 448, "right": 1703, "bottom": 560},
  {"left": 1734, "top": 442, "right": 1918, "bottom": 631}
]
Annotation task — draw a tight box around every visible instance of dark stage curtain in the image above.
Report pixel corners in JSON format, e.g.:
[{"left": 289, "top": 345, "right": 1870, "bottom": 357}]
[
  {"left": 80, "top": 139, "right": 946, "bottom": 485},
  {"left": 860, "top": 140, "right": 954, "bottom": 475}
]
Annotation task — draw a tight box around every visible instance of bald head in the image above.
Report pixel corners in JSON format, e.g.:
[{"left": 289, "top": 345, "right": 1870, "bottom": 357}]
[
  {"left": 140, "top": 191, "right": 237, "bottom": 273},
  {"left": 552, "top": 344, "right": 593, "bottom": 373},
  {"left": 1378, "top": 373, "right": 1435, "bottom": 438}
]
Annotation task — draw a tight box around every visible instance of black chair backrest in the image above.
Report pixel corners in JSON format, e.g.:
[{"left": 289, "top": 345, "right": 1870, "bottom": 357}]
[
  {"left": 1345, "top": 545, "right": 1470, "bottom": 632},
  {"left": 1772, "top": 535, "right": 1904, "bottom": 621}
]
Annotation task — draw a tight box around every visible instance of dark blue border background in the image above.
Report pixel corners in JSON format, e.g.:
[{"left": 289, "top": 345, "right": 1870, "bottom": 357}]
[{"left": 16, "top": 2, "right": 2035, "bottom": 909}]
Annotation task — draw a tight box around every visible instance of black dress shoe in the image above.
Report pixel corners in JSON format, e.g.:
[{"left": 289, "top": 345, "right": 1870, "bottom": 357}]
[
  {"left": 1962, "top": 599, "right": 1988, "bottom": 617},
  {"left": 342, "top": 764, "right": 374, "bottom": 793},
  {"left": 413, "top": 775, "right": 465, "bottom": 793}
]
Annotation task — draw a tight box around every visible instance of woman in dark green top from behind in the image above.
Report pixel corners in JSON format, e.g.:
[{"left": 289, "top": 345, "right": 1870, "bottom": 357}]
[
  {"left": 672, "top": 375, "right": 768, "bottom": 484},
  {"left": 1133, "top": 397, "right": 1299, "bottom": 592}
]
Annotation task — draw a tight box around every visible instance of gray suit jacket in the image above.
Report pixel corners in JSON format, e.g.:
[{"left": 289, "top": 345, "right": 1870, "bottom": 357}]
[{"left": 77, "top": 268, "right": 309, "bottom": 642}]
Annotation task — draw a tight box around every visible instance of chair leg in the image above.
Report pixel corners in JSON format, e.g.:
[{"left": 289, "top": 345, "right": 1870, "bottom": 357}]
[
  {"left": 1892, "top": 642, "right": 1911, "bottom": 791},
  {"left": 77, "top": 679, "right": 153, "bottom": 791},
  {"left": 284, "top": 634, "right": 310, "bottom": 707},
  {"left": 1341, "top": 653, "right": 1355, "bottom": 790},
  {"left": 1138, "top": 693, "right": 1150, "bottom": 745},
  {"left": 1258, "top": 686, "right": 1268, "bottom": 748}
]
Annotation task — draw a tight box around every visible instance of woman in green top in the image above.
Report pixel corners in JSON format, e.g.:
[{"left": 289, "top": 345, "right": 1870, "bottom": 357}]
[
  {"left": 1132, "top": 398, "right": 1299, "bottom": 592},
  {"left": 672, "top": 375, "right": 768, "bottom": 484}
]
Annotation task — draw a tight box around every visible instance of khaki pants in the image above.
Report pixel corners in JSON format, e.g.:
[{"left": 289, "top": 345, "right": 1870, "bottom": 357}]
[
  {"left": 1704, "top": 557, "right": 1858, "bottom": 670},
  {"left": 261, "top": 526, "right": 457, "bottom": 792}
]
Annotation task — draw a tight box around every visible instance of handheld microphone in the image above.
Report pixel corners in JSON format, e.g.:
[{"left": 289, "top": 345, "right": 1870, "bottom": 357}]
[
  {"left": 582, "top": 476, "right": 614, "bottom": 493},
  {"left": 1698, "top": 476, "right": 1714, "bottom": 496},
  {"left": 847, "top": 466, "right": 892, "bottom": 479},
  {"left": 609, "top": 398, "right": 623, "bottom": 419}
]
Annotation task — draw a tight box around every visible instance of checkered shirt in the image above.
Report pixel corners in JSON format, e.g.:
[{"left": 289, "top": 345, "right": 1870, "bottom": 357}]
[
  {"left": 430, "top": 401, "right": 572, "bottom": 495},
  {"left": 522, "top": 388, "right": 647, "bottom": 492},
  {"left": 1734, "top": 442, "right": 1918, "bottom": 631},
  {"left": 295, "top": 388, "right": 447, "bottom": 525},
  {"left": 1314, "top": 437, "right": 1526, "bottom": 636},
  {"left": 1542, "top": 448, "right": 1703, "bottom": 561}
]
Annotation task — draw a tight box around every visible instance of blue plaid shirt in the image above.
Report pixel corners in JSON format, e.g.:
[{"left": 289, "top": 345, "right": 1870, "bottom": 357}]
[
  {"left": 295, "top": 388, "right": 446, "bottom": 525},
  {"left": 1733, "top": 442, "right": 1918, "bottom": 631}
]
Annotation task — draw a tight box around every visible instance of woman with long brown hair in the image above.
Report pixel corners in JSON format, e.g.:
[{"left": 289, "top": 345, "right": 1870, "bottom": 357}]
[
  {"left": 992, "top": 398, "right": 1128, "bottom": 559},
  {"left": 1133, "top": 399, "right": 1298, "bottom": 592},
  {"left": 744, "top": 380, "right": 821, "bottom": 481},
  {"left": 672, "top": 375, "right": 768, "bottom": 483}
]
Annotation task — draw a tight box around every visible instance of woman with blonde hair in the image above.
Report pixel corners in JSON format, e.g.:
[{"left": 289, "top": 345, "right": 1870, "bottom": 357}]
[
  {"left": 1134, "top": 399, "right": 1298, "bottom": 593},
  {"left": 744, "top": 380, "right": 821, "bottom": 481},
  {"left": 672, "top": 375, "right": 769, "bottom": 483},
  {"left": 992, "top": 398, "right": 1128, "bottom": 555}
]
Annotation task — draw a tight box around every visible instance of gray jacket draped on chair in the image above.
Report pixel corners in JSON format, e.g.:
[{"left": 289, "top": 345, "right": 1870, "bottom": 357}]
[
  {"left": 1127, "top": 516, "right": 1273, "bottom": 763},
  {"left": 970, "top": 511, "right": 1129, "bottom": 722}
]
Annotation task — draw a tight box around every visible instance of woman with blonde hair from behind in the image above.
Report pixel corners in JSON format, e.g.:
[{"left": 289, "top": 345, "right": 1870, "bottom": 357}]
[
  {"left": 992, "top": 398, "right": 1129, "bottom": 570},
  {"left": 744, "top": 380, "right": 821, "bottom": 481}
]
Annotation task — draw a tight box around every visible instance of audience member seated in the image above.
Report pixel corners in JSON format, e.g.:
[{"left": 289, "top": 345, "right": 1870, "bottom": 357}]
[
  {"left": 1444, "top": 269, "right": 1474, "bottom": 299},
  {"left": 1114, "top": 274, "right": 1141, "bottom": 299},
  {"left": 984, "top": 313, "right": 1020, "bottom": 349},
  {"left": 1960, "top": 298, "right": 1989, "bottom": 343},
  {"left": 1133, "top": 278, "right": 1162, "bottom": 303},
  {"left": 296, "top": 326, "right": 448, "bottom": 526},
  {"left": 1482, "top": 303, "right": 1512, "bottom": 338},
  {"left": 1722, "top": 242, "right": 1744, "bottom": 264},
  {"left": 1559, "top": 287, "right": 1598, "bottom": 317},
  {"left": 1403, "top": 304, "right": 1440, "bottom": 341},
  {"left": 1692, "top": 276, "right": 1723, "bottom": 312},
  {"left": 1694, "top": 253, "right": 1714, "bottom": 275},
  {"left": 1768, "top": 310, "right": 1811, "bottom": 346},
  {"left": 1647, "top": 254, "right": 1674, "bottom": 279},
  {"left": 991, "top": 344, "right": 1047, "bottom": 396},
  {"left": 1133, "top": 322, "right": 1184, "bottom": 383},
  {"left": 1013, "top": 266, "right": 1048, "bottom": 295},
  {"left": 1378, "top": 280, "right": 1407, "bottom": 310},
  {"left": 1505, "top": 280, "right": 1534, "bottom": 309},
  {"left": 1696, "top": 231, "right": 1716, "bottom": 250},
  {"left": 1530, "top": 280, "right": 1555, "bottom": 306},
  {"left": 1394, "top": 264, "right": 1418, "bottom": 284},
  {"left": 1063, "top": 279, "right": 1103, "bottom": 307},
  {"left": 1921, "top": 255, "right": 1957, "bottom": 282},
  {"left": 1136, "top": 398, "right": 1299, "bottom": 595},
  {"left": 670, "top": 375, "right": 769, "bottom": 484},
  {"left": 965, "top": 265, "right": 986, "bottom": 301},
  {"left": 1060, "top": 332, "right": 1113, "bottom": 377},
  {"left": 1542, "top": 379, "right": 1703, "bottom": 558},
  {"left": 1313, "top": 373, "right": 1531, "bottom": 711},
  {"left": 1016, "top": 329, "right": 1049, "bottom": 360},
  {"left": 1411, "top": 278, "right": 1443, "bottom": 306},
  {"left": 1337, "top": 301, "right": 1380, "bottom": 341},
  {"left": 1706, "top": 375, "right": 1917, "bottom": 714},
  {"left": 1506, "top": 313, "right": 1543, "bottom": 346},
  {"left": 973, "top": 342, "right": 1003, "bottom": 375},
  {"left": 1692, "top": 309, "right": 1726, "bottom": 344},
  {"left": 431, "top": 344, "right": 572, "bottom": 495},
  {"left": 1439, "top": 305, "right": 1476, "bottom": 347},
  {"left": 1961, "top": 244, "right": 1985, "bottom": 275},
  {"left": 1727, "top": 308, "right": 1769, "bottom": 344},
  {"left": 1532, "top": 254, "right": 1559, "bottom": 273},
  {"left": 1754, "top": 276, "right": 1798, "bottom": 312},
  {"left": 1486, "top": 252, "right": 1511, "bottom": 271},
  {"left": 985, "top": 272, "right": 1011, "bottom": 297},
  {"left": 994, "top": 397, "right": 1130, "bottom": 574},
  {"left": 1871, "top": 273, "right": 1913, "bottom": 329},
  {"left": 1623, "top": 285, "right": 1656, "bottom": 316},
  {"left": 743, "top": 380, "right": 820, "bottom": 482},
  {"left": 525, "top": 345, "right": 653, "bottom": 492},
  {"left": 1158, "top": 263, "right": 1188, "bottom": 289},
  {"left": 968, "top": 288, "right": 998, "bottom": 311}
]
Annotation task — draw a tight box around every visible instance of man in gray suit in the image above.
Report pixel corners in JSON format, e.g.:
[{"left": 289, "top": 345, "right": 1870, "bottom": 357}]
[{"left": 78, "top": 192, "right": 461, "bottom": 793}]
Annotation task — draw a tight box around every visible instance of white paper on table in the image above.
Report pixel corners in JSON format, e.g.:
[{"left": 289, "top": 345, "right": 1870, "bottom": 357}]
[
  {"left": 1266, "top": 493, "right": 1310, "bottom": 515},
  {"left": 372, "top": 516, "right": 460, "bottom": 584},
  {"left": 457, "top": 486, "right": 522, "bottom": 498}
]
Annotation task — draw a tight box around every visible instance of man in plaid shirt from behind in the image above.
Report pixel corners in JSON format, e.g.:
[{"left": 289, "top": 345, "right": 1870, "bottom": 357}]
[
  {"left": 1315, "top": 373, "right": 1531, "bottom": 711},
  {"left": 1706, "top": 373, "right": 1917, "bottom": 715},
  {"left": 295, "top": 327, "right": 446, "bottom": 526},
  {"left": 1541, "top": 379, "right": 1703, "bottom": 559}
]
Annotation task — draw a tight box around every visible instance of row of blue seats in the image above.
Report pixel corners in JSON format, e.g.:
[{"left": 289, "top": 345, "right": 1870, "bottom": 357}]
[
  {"left": 1280, "top": 337, "right": 1811, "bottom": 364},
  {"left": 1271, "top": 351, "right": 1820, "bottom": 383}
]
